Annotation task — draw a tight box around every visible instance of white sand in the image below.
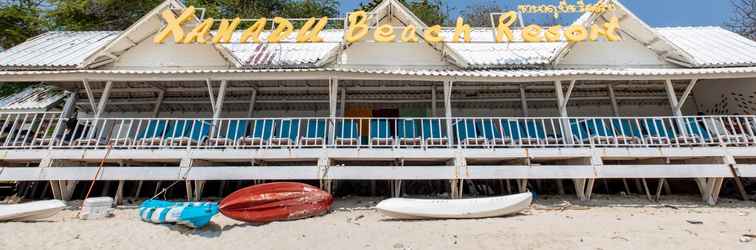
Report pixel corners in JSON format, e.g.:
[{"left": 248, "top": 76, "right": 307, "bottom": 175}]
[{"left": 1, "top": 195, "right": 754, "bottom": 250}]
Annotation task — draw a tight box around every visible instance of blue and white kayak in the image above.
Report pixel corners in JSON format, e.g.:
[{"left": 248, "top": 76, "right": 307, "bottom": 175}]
[{"left": 138, "top": 200, "right": 219, "bottom": 228}]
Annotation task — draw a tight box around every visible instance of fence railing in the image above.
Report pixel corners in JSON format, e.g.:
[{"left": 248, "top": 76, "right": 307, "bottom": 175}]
[{"left": 1, "top": 113, "right": 755, "bottom": 150}]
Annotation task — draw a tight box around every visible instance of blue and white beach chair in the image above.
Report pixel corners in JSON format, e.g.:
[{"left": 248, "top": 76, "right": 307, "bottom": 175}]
[{"left": 139, "top": 200, "right": 219, "bottom": 229}]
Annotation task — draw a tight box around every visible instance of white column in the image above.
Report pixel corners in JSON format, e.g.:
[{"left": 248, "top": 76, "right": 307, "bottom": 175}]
[
  {"left": 665, "top": 80, "right": 683, "bottom": 117},
  {"left": 211, "top": 80, "right": 228, "bottom": 137},
  {"left": 328, "top": 78, "right": 339, "bottom": 144},
  {"left": 555, "top": 80, "right": 574, "bottom": 144},
  {"left": 443, "top": 81, "right": 454, "bottom": 145},
  {"left": 519, "top": 84, "right": 529, "bottom": 117}
]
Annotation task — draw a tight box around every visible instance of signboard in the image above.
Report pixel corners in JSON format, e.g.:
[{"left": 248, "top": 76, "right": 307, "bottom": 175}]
[{"left": 154, "top": 1, "right": 620, "bottom": 45}]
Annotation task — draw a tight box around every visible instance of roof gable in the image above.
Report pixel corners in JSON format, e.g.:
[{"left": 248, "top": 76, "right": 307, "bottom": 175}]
[
  {"left": 554, "top": 0, "right": 696, "bottom": 67},
  {"left": 80, "top": 0, "right": 240, "bottom": 69}
]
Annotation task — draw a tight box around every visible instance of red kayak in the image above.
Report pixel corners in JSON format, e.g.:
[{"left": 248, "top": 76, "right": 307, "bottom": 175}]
[{"left": 219, "top": 182, "right": 333, "bottom": 223}]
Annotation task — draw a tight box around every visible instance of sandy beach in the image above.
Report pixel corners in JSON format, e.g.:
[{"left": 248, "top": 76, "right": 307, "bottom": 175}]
[{"left": 1, "top": 195, "right": 754, "bottom": 250}]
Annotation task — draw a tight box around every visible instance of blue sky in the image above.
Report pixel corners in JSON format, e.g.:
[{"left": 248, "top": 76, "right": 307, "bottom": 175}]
[{"left": 338, "top": 0, "right": 734, "bottom": 27}]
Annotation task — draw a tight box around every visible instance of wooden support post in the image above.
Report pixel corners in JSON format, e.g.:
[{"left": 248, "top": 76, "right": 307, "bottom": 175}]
[
  {"left": 94, "top": 81, "right": 113, "bottom": 118},
  {"left": 151, "top": 90, "right": 165, "bottom": 117},
  {"left": 608, "top": 84, "right": 620, "bottom": 116},
  {"left": 115, "top": 180, "right": 125, "bottom": 205},
  {"left": 100, "top": 181, "right": 112, "bottom": 196},
  {"left": 218, "top": 181, "right": 227, "bottom": 198},
  {"left": 641, "top": 178, "right": 653, "bottom": 201},
  {"left": 194, "top": 181, "right": 206, "bottom": 201},
  {"left": 133, "top": 180, "right": 143, "bottom": 200},
  {"left": 655, "top": 179, "right": 665, "bottom": 201},
  {"left": 185, "top": 181, "right": 193, "bottom": 202}
]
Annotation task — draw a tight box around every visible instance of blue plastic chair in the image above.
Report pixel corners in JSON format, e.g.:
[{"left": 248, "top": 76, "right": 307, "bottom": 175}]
[
  {"left": 336, "top": 120, "right": 360, "bottom": 140},
  {"left": 521, "top": 120, "right": 547, "bottom": 139},
  {"left": 584, "top": 119, "right": 615, "bottom": 137},
  {"left": 476, "top": 119, "right": 502, "bottom": 140},
  {"left": 185, "top": 120, "right": 211, "bottom": 143},
  {"left": 643, "top": 118, "right": 671, "bottom": 138},
  {"left": 570, "top": 119, "right": 589, "bottom": 142},
  {"left": 303, "top": 119, "right": 326, "bottom": 139},
  {"left": 137, "top": 120, "right": 168, "bottom": 140},
  {"left": 370, "top": 119, "right": 392, "bottom": 139},
  {"left": 453, "top": 119, "right": 479, "bottom": 142},
  {"left": 685, "top": 118, "right": 711, "bottom": 140},
  {"left": 250, "top": 120, "right": 274, "bottom": 141},
  {"left": 498, "top": 120, "right": 522, "bottom": 141},
  {"left": 421, "top": 120, "right": 445, "bottom": 139},
  {"left": 273, "top": 119, "right": 300, "bottom": 143},
  {"left": 611, "top": 119, "right": 643, "bottom": 138},
  {"left": 397, "top": 119, "right": 419, "bottom": 139},
  {"left": 225, "top": 120, "right": 249, "bottom": 141}
]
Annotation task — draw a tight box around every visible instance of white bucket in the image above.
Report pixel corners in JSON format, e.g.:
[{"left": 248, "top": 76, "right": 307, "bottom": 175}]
[{"left": 79, "top": 197, "right": 113, "bottom": 220}]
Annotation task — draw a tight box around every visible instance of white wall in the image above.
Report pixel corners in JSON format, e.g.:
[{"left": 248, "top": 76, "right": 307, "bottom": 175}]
[
  {"left": 557, "top": 39, "right": 673, "bottom": 68},
  {"left": 107, "top": 34, "right": 233, "bottom": 70},
  {"left": 694, "top": 78, "right": 756, "bottom": 115}
]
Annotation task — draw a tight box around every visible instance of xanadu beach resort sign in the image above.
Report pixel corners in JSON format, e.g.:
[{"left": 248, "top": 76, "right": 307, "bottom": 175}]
[{"left": 154, "top": 1, "right": 621, "bottom": 45}]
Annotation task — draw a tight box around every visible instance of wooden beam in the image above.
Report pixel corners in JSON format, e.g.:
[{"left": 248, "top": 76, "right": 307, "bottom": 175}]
[
  {"left": 608, "top": 83, "right": 620, "bottom": 116},
  {"left": 206, "top": 79, "right": 216, "bottom": 112},
  {"left": 519, "top": 84, "right": 529, "bottom": 116},
  {"left": 94, "top": 81, "right": 113, "bottom": 118},
  {"left": 247, "top": 89, "right": 257, "bottom": 117},
  {"left": 151, "top": 90, "right": 165, "bottom": 117},
  {"left": 81, "top": 79, "right": 97, "bottom": 112},
  {"left": 562, "top": 80, "right": 576, "bottom": 110},
  {"left": 677, "top": 79, "right": 698, "bottom": 110}
]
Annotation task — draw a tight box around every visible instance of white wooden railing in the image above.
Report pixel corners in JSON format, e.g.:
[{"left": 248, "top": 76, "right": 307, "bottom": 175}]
[{"left": 1, "top": 112, "right": 755, "bottom": 150}]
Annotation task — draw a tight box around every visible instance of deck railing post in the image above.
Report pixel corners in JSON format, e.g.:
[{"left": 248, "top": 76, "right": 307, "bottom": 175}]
[{"left": 49, "top": 92, "right": 78, "bottom": 149}]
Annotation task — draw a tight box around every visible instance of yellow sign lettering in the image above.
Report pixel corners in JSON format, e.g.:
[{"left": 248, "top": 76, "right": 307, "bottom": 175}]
[
  {"left": 240, "top": 18, "right": 267, "bottom": 43},
  {"left": 495, "top": 11, "right": 517, "bottom": 43},
  {"left": 297, "top": 17, "right": 328, "bottom": 43},
  {"left": 345, "top": 11, "right": 369, "bottom": 43},
  {"left": 400, "top": 26, "right": 418, "bottom": 43},
  {"left": 374, "top": 24, "right": 396, "bottom": 42},
  {"left": 212, "top": 18, "right": 241, "bottom": 44},
  {"left": 565, "top": 25, "right": 588, "bottom": 42},
  {"left": 545, "top": 26, "right": 562, "bottom": 42},
  {"left": 452, "top": 17, "right": 471, "bottom": 43},
  {"left": 523, "top": 24, "right": 543, "bottom": 42},
  {"left": 424, "top": 25, "right": 443, "bottom": 43},
  {"left": 154, "top": 6, "right": 196, "bottom": 44},
  {"left": 182, "top": 18, "right": 214, "bottom": 44},
  {"left": 268, "top": 17, "right": 294, "bottom": 43},
  {"left": 590, "top": 16, "right": 621, "bottom": 41}
]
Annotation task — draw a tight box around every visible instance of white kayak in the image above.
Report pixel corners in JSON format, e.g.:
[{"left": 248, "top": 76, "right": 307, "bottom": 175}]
[
  {"left": 376, "top": 192, "right": 532, "bottom": 219},
  {"left": 0, "top": 200, "right": 67, "bottom": 222}
]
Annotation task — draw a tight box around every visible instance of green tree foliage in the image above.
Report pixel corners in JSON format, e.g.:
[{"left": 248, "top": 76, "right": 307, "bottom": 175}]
[
  {"left": 357, "top": 0, "right": 449, "bottom": 26},
  {"left": 460, "top": 1, "right": 504, "bottom": 27},
  {"left": 0, "top": 0, "right": 48, "bottom": 49},
  {"left": 185, "top": 0, "right": 338, "bottom": 18},
  {"left": 47, "top": 0, "right": 162, "bottom": 31}
]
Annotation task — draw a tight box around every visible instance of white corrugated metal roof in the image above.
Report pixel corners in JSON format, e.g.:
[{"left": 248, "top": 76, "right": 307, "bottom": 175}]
[
  {"left": 0, "top": 31, "right": 120, "bottom": 69},
  {"left": 2, "top": 26, "right": 756, "bottom": 70},
  {"left": 657, "top": 27, "right": 756, "bottom": 67},
  {"left": 220, "top": 30, "right": 342, "bottom": 68},
  {"left": 0, "top": 85, "right": 67, "bottom": 111},
  {"left": 2, "top": 67, "right": 755, "bottom": 80}
]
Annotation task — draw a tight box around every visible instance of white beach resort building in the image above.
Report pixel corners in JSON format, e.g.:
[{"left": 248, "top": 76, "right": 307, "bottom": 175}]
[{"left": 0, "top": 0, "right": 755, "bottom": 204}]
